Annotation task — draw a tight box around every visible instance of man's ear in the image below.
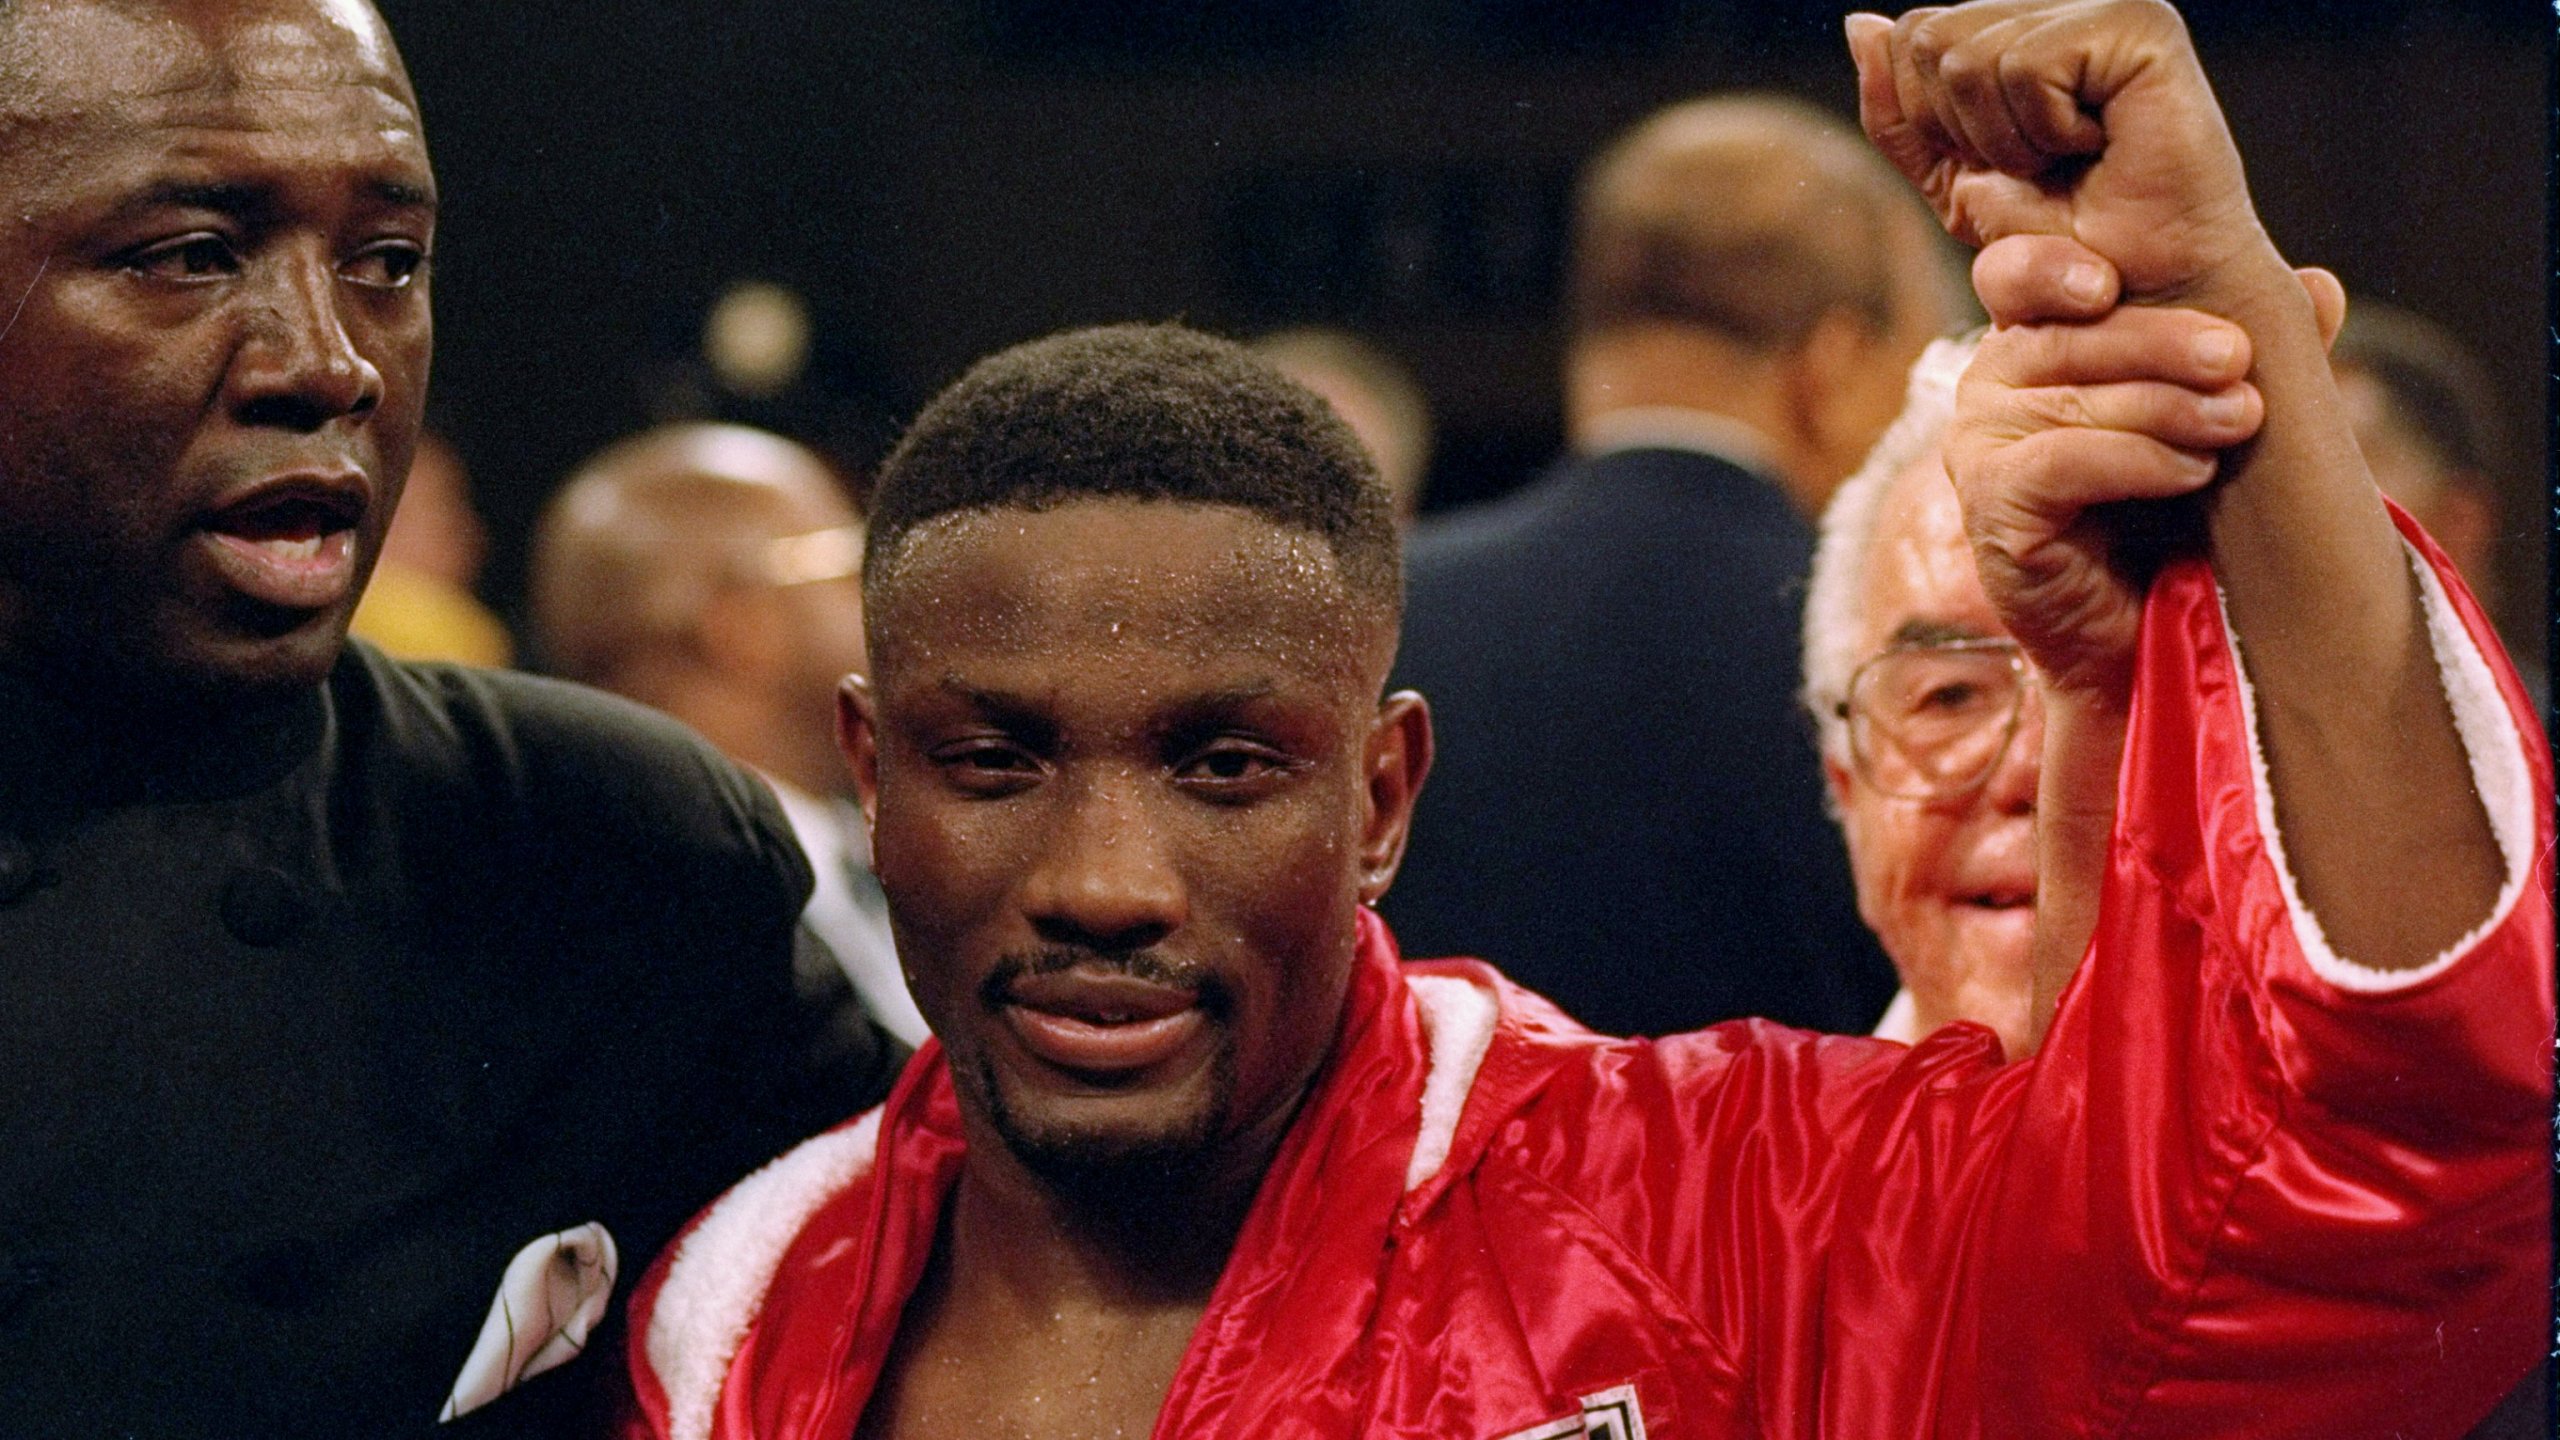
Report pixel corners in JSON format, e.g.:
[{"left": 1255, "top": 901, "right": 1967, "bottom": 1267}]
[
  {"left": 1788, "top": 307, "right": 1895, "bottom": 484},
  {"left": 837, "top": 673, "right": 882, "bottom": 838},
  {"left": 1784, "top": 312, "right": 1860, "bottom": 451},
  {"left": 1822, "top": 750, "right": 1856, "bottom": 820},
  {"left": 1356, "top": 690, "right": 1433, "bottom": 905}
]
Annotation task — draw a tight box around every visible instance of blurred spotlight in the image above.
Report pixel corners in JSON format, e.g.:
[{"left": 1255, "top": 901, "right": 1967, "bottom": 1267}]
[{"left": 705, "top": 280, "right": 813, "bottom": 399}]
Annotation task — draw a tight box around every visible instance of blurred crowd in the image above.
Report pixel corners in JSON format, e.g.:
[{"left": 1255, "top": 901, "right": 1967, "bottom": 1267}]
[{"left": 363, "top": 90, "right": 2542, "bottom": 1060}]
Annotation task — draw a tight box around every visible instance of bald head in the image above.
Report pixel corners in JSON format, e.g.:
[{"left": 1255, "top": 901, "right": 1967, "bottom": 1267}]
[
  {"left": 1249, "top": 327, "right": 1433, "bottom": 524},
  {"left": 532, "top": 425, "right": 860, "bottom": 689},
  {"left": 1564, "top": 94, "right": 1960, "bottom": 513},
  {"left": 1571, "top": 94, "right": 1948, "bottom": 352}
]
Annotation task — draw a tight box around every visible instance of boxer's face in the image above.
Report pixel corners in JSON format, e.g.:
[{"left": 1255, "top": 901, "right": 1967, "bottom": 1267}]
[
  {"left": 850, "top": 498, "right": 1422, "bottom": 1194},
  {"left": 0, "top": 0, "right": 433, "bottom": 699}
]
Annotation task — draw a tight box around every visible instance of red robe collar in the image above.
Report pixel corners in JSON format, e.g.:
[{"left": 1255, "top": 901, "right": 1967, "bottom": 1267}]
[{"left": 721, "top": 909, "right": 1547, "bottom": 1439}]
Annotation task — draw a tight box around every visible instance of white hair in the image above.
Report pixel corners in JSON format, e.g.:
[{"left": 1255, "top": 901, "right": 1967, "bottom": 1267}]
[{"left": 1800, "top": 332, "right": 1982, "bottom": 765}]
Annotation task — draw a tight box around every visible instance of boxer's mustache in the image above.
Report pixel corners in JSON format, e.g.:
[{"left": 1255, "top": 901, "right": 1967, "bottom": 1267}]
[{"left": 980, "top": 945, "right": 1234, "bottom": 1020}]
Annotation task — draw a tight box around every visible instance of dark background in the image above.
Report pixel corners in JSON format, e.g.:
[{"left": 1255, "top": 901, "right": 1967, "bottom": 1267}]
[{"left": 373, "top": 0, "right": 2549, "bottom": 665}]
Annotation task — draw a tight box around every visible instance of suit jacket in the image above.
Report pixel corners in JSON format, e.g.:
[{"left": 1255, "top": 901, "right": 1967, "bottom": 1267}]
[
  {"left": 0, "top": 641, "right": 903, "bottom": 1438},
  {"left": 1387, "top": 444, "right": 1895, "bottom": 1036}
]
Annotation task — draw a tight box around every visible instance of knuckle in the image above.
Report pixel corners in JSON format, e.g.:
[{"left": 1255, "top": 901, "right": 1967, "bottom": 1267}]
[
  {"left": 1937, "top": 46, "right": 1987, "bottom": 91},
  {"left": 2030, "top": 384, "right": 2094, "bottom": 432},
  {"left": 2128, "top": 0, "right": 2187, "bottom": 36},
  {"left": 1906, "top": 10, "right": 1957, "bottom": 64},
  {"left": 1957, "top": 338, "right": 2026, "bottom": 399},
  {"left": 1995, "top": 52, "right": 2063, "bottom": 122},
  {"left": 2041, "top": 321, "right": 2088, "bottom": 375},
  {"left": 1941, "top": 434, "right": 1996, "bottom": 493},
  {"left": 1966, "top": 508, "right": 2047, "bottom": 576},
  {"left": 1939, "top": 192, "right": 1991, "bottom": 248}
]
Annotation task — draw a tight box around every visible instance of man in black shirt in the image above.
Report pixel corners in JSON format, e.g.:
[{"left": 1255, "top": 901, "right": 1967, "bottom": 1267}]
[{"left": 0, "top": 1, "right": 899, "bottom": 1432}]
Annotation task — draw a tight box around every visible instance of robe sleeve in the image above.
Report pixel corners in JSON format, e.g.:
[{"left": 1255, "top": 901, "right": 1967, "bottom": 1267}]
[{"left": 1820, "top": 511, "right": 2551, "bottom": 1439}]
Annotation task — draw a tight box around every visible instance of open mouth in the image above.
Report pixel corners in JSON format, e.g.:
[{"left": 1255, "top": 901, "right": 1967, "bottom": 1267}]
[
  {"left": 1961, "top": 890, "right": 2034, "bottom": 910},
  {"left": 197, "top": 486, "right": 366, "bottom": 611}
]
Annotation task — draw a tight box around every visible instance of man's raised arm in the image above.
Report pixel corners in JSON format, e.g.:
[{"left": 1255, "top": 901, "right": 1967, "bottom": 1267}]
[
  {"left": 1823, "top": 9, "right": 2545, "bottom": 1430},
  {"left": 1848, "top": 0, "right": 2505, "bottom": 972}
]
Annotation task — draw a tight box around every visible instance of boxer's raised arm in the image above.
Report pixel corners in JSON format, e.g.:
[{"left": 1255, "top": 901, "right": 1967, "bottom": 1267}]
[{"left": 1849, "top": 0, "right": 2501, "bottom": 972}]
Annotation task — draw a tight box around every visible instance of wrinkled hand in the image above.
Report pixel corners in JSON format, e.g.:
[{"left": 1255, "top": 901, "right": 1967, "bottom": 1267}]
[
  {"left": 1945, "top": 235, "right": 2264, "bottom": 699},
  {"left": 1946, "top": 234, "right": 2347, "bottom": 700},
  {"left": 1873, "top": 2, "right": 2502, "bottom": 986},
  {"left": 1847, "top": 0, "right": 2267, "bottom": 304},
  {"left": 1953, "top": 233, "right": 2268, "bottom": 1055}
]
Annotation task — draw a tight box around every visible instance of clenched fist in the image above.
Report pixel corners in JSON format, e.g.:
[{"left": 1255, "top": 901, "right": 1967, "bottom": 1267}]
[{"left": 1847, "top": 0, "right": 2273, "bottom": 306}]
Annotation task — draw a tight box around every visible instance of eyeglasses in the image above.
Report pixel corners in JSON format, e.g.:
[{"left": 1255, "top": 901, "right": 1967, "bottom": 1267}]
[{"left": 1834, "top": 637, "right": 2029, "bottom": 800}]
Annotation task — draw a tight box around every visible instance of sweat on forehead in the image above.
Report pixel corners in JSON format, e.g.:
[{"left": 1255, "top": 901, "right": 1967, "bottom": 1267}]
[
  {"left": 864, "top": 322, "right": 1404, "bottom": 624},
  {"left": 865, "top": 500, "right": 1388, "bottom": 681}
]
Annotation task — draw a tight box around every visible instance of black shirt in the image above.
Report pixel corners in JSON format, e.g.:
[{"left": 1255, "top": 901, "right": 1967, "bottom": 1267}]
[{"left": 0, "top": 642, "right": 903, "bottom": 1437}]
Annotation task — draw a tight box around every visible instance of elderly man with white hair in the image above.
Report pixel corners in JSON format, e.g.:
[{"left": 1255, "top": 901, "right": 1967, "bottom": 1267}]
[
  {"left": 1808, "top": 324, "right": 2551, "bottom": 1433},
  {"left": 1810, "top": 317, "right": 2522, "bottom": 1063},
  {"left": 1807, "top": 316, "right": 2328, "bottom": 1058},
  {"left": 1802, "top": 336, "right": 2047, "bottom": 1050}
]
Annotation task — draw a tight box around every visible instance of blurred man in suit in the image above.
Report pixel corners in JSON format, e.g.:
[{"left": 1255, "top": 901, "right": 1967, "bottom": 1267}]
[
  {"left": 2331, "top": 302, "right": 2506, "bottom": 600},
  {"left": 532, "top": 424, "right": 928, "bottom": 1045},
  {"left": 1388, "top": 95, "right": 1957, "bottom": 1035},
  {"left": 1250, "top": 327, "right": 1435, "bottom": 525}
]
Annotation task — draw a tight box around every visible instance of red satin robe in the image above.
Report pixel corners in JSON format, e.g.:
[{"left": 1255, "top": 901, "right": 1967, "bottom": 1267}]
[{"left": 628, "top": 524, "right": 2551, "bottom": 1440}]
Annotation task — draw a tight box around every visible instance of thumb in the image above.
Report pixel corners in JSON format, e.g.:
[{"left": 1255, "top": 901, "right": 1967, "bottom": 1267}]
[{"left": 2295, "top": 266, "right": 2347, "bottom": 352}]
